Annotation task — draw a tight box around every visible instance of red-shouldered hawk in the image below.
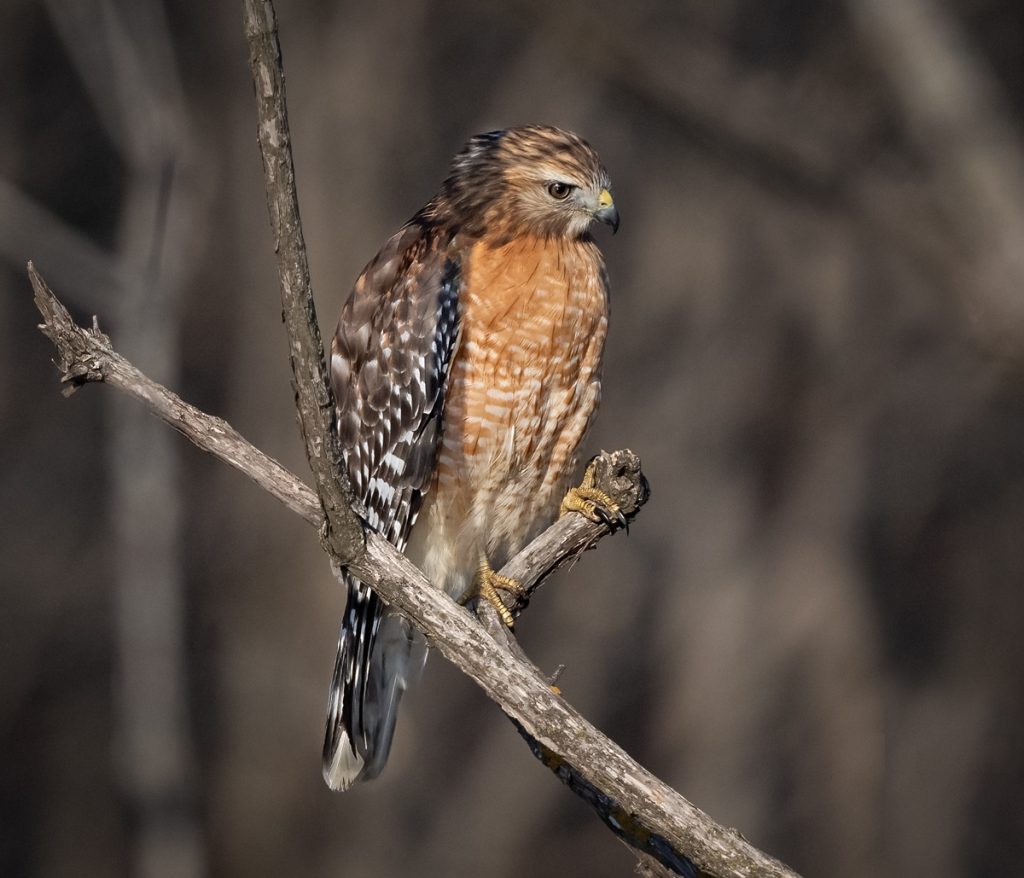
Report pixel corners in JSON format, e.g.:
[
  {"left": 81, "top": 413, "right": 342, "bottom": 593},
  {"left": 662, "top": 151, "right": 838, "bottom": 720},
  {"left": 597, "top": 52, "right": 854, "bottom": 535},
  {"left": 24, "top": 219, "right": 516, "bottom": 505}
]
[{"left": 323, "top": 126, "right": 619, "bottom": 790}]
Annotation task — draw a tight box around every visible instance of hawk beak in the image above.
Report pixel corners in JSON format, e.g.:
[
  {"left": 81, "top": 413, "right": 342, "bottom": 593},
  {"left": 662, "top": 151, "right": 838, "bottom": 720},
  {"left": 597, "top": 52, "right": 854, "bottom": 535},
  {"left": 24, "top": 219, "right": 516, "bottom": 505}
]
[{"left": 594, "top": 189, "right": 619, "bottom": 234}]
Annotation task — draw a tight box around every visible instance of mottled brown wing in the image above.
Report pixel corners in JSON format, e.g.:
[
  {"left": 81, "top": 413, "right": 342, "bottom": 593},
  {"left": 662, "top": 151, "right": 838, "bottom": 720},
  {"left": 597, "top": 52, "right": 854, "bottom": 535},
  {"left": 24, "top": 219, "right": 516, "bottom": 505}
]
[
  {"left": 323, "top": 221, "right": 461, "bottom": 790},
  {"left": 331, "top": 222, "right": 460, "bottom": 546}
]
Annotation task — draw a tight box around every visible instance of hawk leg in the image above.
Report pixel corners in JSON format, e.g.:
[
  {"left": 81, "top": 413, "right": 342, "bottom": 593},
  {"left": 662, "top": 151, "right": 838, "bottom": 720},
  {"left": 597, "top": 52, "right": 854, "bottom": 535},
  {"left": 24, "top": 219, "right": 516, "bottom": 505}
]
[
  {"left": 470, "top": 556, "right": 523, "bottom": 629},
  {"left": 560, "top": 460, "right": 627, "bottom": 530}
]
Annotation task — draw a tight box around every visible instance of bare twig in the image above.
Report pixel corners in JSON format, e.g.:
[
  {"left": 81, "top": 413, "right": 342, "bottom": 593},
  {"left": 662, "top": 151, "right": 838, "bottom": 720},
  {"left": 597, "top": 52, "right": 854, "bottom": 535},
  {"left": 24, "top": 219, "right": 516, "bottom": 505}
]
[
  {"left": 31, "top": 261, "right": 796, "bottom": 878},
  {"left": 30, "top": 263, "right": 322, "bottom": 526},
  {"left": 242, "top": 0, "right": 363, "bottom": 564}
]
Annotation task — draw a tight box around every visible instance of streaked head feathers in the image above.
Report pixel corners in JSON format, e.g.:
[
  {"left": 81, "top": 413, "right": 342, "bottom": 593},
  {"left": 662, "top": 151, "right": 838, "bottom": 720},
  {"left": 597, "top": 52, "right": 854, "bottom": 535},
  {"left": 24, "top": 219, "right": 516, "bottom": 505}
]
[{"left": 422, "top": 125, "right": 618, "bottom": 240}]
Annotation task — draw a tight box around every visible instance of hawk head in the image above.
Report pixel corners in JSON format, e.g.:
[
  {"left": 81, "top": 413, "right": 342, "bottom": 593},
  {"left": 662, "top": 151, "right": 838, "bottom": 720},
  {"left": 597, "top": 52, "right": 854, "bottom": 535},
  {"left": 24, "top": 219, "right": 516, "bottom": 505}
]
[{"left": 437, "top": 125, "right": 618, "bottom": 241}]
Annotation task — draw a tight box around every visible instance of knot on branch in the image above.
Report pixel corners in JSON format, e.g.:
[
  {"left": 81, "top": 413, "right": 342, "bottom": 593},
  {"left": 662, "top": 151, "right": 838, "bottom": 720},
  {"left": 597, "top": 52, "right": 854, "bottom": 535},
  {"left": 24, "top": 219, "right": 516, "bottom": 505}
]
[{"left": 587, "top": 448, "right": 651, "bottom": 523}]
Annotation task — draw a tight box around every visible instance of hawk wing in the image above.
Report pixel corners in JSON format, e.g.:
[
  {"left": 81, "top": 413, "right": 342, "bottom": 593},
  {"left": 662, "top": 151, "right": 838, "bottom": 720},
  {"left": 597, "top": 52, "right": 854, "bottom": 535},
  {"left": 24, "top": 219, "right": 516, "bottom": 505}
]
[{"left": 323, "top": 221, "right": 460, "bottom": 790}]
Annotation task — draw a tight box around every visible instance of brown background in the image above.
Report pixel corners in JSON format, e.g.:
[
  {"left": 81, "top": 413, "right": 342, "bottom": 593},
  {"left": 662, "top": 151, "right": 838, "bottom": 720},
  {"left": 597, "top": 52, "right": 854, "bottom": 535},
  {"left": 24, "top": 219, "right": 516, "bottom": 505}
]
[{"left": 3, "top": 1, "right": 1024, "bottom": 876}]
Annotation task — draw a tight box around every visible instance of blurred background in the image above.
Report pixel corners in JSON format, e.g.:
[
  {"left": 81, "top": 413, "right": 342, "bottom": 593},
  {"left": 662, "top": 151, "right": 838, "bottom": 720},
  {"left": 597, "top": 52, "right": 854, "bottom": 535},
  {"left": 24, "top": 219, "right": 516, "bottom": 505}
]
[{"left": 3, "top": 0, "right": 1024, "bottom": 876}]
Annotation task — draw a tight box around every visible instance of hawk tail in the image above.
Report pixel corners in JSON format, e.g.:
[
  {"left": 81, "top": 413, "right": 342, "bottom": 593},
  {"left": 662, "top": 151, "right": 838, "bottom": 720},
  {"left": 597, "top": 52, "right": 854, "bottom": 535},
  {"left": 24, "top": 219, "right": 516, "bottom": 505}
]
[{"left": 322, "top": 575, "right": 427, "bottom": 791}]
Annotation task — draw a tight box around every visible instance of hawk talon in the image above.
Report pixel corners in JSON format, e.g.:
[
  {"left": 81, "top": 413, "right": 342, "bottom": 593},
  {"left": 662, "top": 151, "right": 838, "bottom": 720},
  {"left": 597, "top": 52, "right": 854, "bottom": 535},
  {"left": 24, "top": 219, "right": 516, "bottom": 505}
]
[
  {"left": 560, "top": 462, "right": 625, "bottom": 532},
  {"left": 474, "top": 558, "right": 524, "bottom": 629},
  {"left": 594, "top": 502, "right": 629, "bottom": 534}
]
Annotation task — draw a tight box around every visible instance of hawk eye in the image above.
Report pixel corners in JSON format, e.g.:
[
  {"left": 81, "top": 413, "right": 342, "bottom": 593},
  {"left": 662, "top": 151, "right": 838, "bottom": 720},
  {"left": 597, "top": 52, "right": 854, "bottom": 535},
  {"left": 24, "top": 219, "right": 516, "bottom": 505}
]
[{"left": 546, "top": 181, "right": 573, "bottom": 200}]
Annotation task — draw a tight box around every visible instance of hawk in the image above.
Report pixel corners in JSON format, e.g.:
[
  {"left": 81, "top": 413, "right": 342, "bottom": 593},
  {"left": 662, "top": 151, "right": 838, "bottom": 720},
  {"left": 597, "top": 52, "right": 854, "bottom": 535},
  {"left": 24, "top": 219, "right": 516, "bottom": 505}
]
[{"left": 323, "top": 125, "right": 620, "bottom": 790}]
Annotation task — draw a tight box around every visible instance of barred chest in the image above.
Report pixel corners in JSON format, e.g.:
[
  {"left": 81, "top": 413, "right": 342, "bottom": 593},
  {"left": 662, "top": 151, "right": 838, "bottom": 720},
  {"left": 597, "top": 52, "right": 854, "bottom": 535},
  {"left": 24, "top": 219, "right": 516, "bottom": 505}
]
[{"left": 420, "top": 233, "right": 609, "bottom": 587}]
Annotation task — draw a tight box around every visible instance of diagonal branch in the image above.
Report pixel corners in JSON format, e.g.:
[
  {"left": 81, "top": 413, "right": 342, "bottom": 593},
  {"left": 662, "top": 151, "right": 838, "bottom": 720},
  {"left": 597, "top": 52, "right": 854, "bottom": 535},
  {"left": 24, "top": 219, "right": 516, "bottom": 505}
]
[
  {"left": 31, "top": 261, "right": 799, "bottom": 877},
  {"left": 29, "top": 262, "right": 638, "bottom": 590},
  {"left": 30, "top": 263, "right": 322, "bottom": 526}
]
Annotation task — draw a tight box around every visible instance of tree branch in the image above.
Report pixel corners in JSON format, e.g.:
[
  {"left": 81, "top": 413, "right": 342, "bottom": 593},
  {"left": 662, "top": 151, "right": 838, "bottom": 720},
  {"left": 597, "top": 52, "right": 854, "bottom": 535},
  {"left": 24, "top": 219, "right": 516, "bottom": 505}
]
[
  {"left": 31, "top": 261, "right": 799, "bottom": 876},
  {"left": 243, "top": 0, "right": 363, "bottom": 564},
  {"left": 30, "top": 263, "right": 322, "bottom": 527},
  {"left": 499, "top": 449, "right": 649, "bottom": 617},
  {"left": 29, "top": 262, "right": 642, "bottom": 598},
  {"left": 28, "top": 0, "right": 803, "bottom": 872}
]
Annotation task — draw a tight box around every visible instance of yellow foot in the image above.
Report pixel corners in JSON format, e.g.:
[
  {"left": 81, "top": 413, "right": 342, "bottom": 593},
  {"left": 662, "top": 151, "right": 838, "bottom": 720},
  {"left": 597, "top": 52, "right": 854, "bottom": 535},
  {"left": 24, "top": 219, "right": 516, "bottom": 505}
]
[
  {"left": 473, "top": 557, "right": 524, "bottom": 629},
  {"left": 560, "top": 461, "right": 627, "bottom": 531}
]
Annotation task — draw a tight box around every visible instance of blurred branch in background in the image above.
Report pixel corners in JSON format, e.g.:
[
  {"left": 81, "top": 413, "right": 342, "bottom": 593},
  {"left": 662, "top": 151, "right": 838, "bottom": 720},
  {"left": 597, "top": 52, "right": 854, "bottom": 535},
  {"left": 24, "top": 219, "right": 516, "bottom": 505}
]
[
  {"left": 558, "top": 1, "right": 863, "bottom": 203},
  {"left": 0, "top": 177, "right": 123, "bottom": 307},
  {"left": 40, "top": 0, "right": 208, "bottom": 876},
  {"left": 847, "top": 0, "right": 1024, "bottom": 356}
]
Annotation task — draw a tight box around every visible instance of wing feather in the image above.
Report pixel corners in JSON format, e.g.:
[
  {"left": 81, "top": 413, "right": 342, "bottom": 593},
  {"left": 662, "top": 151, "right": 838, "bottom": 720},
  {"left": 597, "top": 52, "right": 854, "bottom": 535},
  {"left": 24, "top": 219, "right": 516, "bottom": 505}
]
[{"left": 323, "top": 221, "right": 460, "bottom": 790}]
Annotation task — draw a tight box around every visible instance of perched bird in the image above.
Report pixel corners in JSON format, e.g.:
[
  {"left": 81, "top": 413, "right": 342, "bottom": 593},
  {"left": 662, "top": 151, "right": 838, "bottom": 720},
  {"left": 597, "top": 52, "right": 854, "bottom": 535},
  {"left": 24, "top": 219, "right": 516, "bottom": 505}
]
[{"left": 323, "top": 125, "right": 620, "bottom": 790}]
